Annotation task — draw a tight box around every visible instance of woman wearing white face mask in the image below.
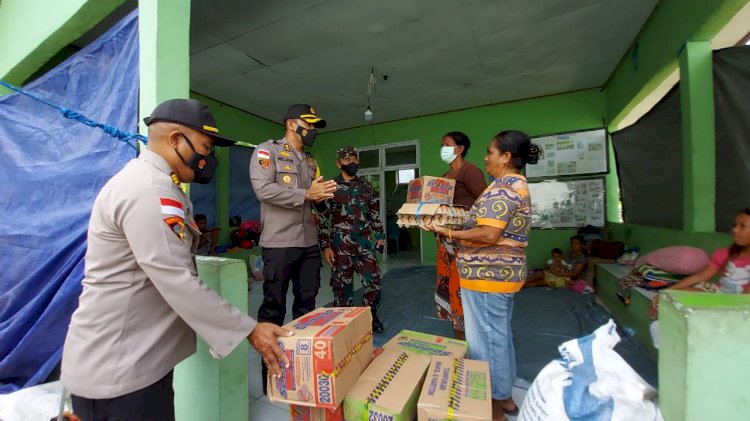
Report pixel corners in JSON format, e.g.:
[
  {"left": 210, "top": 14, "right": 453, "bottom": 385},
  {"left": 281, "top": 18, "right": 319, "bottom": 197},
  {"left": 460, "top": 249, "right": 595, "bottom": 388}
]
[{"left": 435, "top": 131, "right": 487, "bottom": 340}]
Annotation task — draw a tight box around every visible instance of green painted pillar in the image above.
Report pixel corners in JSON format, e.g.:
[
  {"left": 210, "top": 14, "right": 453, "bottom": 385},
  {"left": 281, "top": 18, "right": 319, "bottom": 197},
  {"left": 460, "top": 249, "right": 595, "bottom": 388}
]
[
  {"left": 679, "top": 41, "right": 715, "bottom": 232},
  {"left": 137, "top": 0, "right": 190, "bottom": 134},
  {"left": 658, "top": 291, "right": 750, "bottom": 421},
  {"left": 174, "top": 257, "right": 250, "bottom": 421},
  {"left": 605, "top": 131, "right": 621, "bottom": 222},
  {"left": 215, "top": 147, "right": 231, "bottom": 245},
  {"left": 138, "top": 2, "right": 250, "bottom": 421}
]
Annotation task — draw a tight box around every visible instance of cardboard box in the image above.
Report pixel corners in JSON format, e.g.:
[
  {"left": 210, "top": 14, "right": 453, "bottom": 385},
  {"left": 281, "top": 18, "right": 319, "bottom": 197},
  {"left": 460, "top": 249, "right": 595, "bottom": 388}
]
[
  {"left": 344, "top": 349, "right": 432, "bottom": 421},
  {"left": 406, "top": 176, "right": 456, "bottom": 205},
  {"left": 268, "top": 307, "right": 373, "bottom": 409},
  {"left": 383, "top": 330, "right": 468, "bottom": 359},
  {"left": 417, "top": 357, "right": 492, "bottom": 421},
  {"left": 289, "top": 404, "right": 344, "bottom": 421},
  {"left": 396, "top": 203, "right": 468, "bottom": 229}
]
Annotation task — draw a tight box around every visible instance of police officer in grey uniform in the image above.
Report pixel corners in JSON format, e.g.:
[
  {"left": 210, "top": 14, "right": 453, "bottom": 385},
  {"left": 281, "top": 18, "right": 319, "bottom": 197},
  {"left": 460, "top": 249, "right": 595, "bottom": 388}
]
[
  {"left": 61, "top": 99, "right": 292, "bottom": 421},
  {"left": 249, "top": 104, "right": 337, "bottom": 389}
]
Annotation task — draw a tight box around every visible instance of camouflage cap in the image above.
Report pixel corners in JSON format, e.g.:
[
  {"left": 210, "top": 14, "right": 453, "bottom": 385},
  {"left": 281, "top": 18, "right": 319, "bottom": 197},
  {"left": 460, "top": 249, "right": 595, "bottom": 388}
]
[{"left": 337, "top": 146, "right": 357, "bottom": 159}]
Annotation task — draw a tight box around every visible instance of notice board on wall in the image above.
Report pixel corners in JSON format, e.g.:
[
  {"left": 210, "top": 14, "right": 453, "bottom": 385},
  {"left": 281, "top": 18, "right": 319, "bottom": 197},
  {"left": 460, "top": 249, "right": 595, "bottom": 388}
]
[
  {"left": 526, "top": 129, "right": 608, "bottom": 179},
  {"left": 529, "top": 178, "right": 605, "bottom": 229}
]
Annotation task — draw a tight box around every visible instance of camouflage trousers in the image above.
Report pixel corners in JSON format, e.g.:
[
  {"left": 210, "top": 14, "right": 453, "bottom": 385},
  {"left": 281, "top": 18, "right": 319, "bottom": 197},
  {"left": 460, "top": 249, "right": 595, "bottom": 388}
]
[{"left": 330, "top": 249, "right": 382, "bottom": 310}]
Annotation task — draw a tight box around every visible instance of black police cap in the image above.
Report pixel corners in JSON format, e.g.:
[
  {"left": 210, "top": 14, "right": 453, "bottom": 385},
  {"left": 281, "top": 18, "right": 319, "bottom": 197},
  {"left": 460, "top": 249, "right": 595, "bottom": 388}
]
[{"left": 143, "top": 99, "right": 236, "bottom": 147}]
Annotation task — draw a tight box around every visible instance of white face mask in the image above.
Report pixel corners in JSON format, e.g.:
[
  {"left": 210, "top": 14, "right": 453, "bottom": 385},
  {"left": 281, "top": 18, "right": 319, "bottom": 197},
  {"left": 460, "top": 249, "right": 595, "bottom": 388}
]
[{"left": 440, "top": 146, "right": 458, "bottom": 164}]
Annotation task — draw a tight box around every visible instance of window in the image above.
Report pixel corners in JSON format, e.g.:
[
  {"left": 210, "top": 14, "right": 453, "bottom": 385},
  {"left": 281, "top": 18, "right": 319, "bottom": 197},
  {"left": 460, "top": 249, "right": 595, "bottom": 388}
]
[
  {"left": 385, "top": 144, "right": 417, "bottom": 166},
  {"left": 358, "top": 149, "right": 380, "bottom": 169},
  {"left": 397, "top": 169, "right": 415, "bottom": 184}
]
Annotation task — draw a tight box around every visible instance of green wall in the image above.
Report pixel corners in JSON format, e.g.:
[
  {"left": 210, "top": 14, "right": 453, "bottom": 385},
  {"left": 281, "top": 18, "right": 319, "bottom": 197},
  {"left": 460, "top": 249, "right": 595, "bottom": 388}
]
[
  {"left": 602, "top": 0, "right": 747, "bottom": 257},
  {"left": 191, "top": 93, "right": 280, "bottom": 144},
  {"left": 604, "top": 0, "right": 749, "bottom": 126},
  {"left": 0, "top": 0, "right": 124, "bottom": 88},
  {"left": 607, "top": 222, "right": 731, "bottom": 256},
  {"left": 190, "top": 93, "right": 281, "bottom": 243},
  {"left": 314, "top": 88, "right": 606, "bottom": 265}
]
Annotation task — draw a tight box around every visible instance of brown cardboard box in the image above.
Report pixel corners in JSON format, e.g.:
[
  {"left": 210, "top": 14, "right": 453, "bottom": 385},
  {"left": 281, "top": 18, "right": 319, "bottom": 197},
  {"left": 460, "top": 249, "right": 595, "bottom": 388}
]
[
  {"left": 289, "top": 404, "right": 344, "bottom": 421},
  {"left": 268, "top": 307, "right": 373, "bottom": 409},
  {"left": 417, "top": 357, "right": 492, "bottom": 421},
  {"left": 406, "top": 176, "right": 456, "bottom": 205},
  {"left": 383, "top": 330, "right": 468, "bottom": 359},
  {"left": 344, "top": 349, "right": 432, "bottom": 421}
]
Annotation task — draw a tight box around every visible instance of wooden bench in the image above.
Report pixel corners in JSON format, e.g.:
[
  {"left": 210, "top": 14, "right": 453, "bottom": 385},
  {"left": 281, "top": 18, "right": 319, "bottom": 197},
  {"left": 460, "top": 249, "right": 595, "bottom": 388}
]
[{"left": 595, "top": 263, "right": 657, "bottom": 356}]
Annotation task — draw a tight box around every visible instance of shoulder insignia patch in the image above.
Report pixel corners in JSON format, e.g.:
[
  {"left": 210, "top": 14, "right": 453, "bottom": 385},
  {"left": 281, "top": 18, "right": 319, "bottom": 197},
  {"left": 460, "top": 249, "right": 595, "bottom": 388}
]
[
  {"left": 164, "top": 216, "right": 185, "bottom": 240},
  {"left": 258, "top": 148, "right": 271, "bottom": 169}
]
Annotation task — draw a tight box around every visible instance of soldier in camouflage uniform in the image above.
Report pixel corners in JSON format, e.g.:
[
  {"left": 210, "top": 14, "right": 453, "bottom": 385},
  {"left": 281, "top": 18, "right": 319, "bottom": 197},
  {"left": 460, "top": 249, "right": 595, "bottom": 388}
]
[{"left": 318, "top": 146, "right": 386, "bottom": 332}]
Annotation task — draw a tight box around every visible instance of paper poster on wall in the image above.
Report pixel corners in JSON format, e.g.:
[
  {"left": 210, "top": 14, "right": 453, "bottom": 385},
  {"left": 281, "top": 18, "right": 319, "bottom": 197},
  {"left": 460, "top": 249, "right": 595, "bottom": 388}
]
[
  {"left": 526, "top": 129, "right": 607, "bottom": 179},
  {"left": 529, "top": 178, "right": 605, "bottom": 229}
]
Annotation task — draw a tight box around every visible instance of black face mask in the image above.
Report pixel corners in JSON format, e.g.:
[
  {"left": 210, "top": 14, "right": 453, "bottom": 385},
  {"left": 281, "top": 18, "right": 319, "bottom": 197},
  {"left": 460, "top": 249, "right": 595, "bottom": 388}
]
[
  {"left": 295, "top": 124, "right": 318, "bottom": 147},
  {"left": 175, "top": 132, "right": 217, "bottom": 184},
  {"left": 341, "top": 163, "right": 359, "bottom": 176}
]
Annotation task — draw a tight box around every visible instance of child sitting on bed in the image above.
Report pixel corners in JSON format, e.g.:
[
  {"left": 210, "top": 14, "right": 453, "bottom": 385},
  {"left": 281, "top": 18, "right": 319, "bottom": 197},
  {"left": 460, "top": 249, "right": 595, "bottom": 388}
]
[
  {"left": 648, "top": 209, "right": 750, "bottom": 347},
  {"left": 525, "top": 236, "right": 588, "bottom": 288},
  {"left": 546, "top": 247, "right": 572, "bottom": 272}
]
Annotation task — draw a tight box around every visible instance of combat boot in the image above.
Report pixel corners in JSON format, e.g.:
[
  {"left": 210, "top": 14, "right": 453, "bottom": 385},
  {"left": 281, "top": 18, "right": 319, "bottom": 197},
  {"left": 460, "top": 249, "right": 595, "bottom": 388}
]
[{"left": 371, "top": 308, "right": 384, "bottom": 333}]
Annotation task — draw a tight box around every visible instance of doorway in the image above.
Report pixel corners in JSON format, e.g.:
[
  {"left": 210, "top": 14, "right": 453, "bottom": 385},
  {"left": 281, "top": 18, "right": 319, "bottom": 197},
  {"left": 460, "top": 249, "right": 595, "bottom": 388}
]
[{"left": 358, "top": 140, "right": 421, "bottom": 265}]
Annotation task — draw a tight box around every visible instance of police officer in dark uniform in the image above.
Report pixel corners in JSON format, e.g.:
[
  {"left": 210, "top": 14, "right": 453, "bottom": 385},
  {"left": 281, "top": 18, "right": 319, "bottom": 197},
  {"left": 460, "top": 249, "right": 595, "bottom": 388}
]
[
  {"left": 319, "top": 146, "right": 386, "bottom": 332},
  {"left": 249, "top": 104, "right": 337, "bottom": 389}
]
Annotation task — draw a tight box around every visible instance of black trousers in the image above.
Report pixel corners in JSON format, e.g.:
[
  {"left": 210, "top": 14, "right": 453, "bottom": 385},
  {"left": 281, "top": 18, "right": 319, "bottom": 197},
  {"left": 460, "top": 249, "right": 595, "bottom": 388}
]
[
  {"left": 71, "top": 371, "right": 174, "bottom": 421},
  {"left": 258, "top": 245, "right": 321, "bottom": 393}
]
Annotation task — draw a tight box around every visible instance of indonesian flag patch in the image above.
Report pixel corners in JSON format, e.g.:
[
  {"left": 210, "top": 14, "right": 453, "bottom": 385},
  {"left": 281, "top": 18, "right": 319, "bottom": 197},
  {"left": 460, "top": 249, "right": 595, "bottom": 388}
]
[
  {"left": 160, "top": 198, "right": 185, "bottom": 218},
  {"left": 258, "top": 148, "right": 271, "bottom": 169}
]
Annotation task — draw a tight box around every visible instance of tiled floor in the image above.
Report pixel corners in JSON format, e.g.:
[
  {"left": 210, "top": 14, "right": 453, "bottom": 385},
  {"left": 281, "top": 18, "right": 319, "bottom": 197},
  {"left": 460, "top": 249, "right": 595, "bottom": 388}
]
[{"left": 245, "top": 250, "right": 527, "bottom": 420}]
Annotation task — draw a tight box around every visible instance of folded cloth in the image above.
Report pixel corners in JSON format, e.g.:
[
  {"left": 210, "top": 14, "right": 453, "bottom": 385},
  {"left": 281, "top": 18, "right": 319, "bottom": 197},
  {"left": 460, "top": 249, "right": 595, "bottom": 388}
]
[
  {"left": 544, "top": 271, "right": 569, "bottom": 288},
  {"left": 636, "top": 264, "right": 687, "bottom": 283}
]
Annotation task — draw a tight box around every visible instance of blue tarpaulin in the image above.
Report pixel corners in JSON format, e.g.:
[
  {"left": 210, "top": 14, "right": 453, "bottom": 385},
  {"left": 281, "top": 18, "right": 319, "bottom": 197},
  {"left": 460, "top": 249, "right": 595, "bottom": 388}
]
[
  {"left": 229, "top": 146, "right": 261, "bottom": 224},
  {"left": 0, "top": 10, "right": 139, "bottom": 393},
  {"left": 191, "top": 146, "right": 261, "bottom": 229}
]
